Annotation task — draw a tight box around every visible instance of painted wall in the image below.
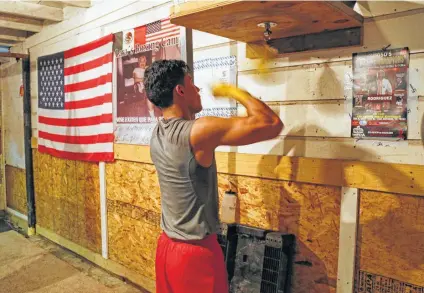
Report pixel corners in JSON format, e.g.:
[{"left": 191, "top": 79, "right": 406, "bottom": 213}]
[
  {"left": 17, "top": 1, "right": 424, "bottom": 292},
  {"left": 0, "top": 60, "right": 25, "bottom": 169},
  {"left": 0, "top": 52, "right": 26, "bottom": 214}
]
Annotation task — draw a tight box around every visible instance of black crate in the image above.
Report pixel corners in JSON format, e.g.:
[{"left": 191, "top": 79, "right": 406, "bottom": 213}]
[
  {"left": 217, "top": 223, "right": 238, "bottom": 283},
  {"left": 221, "top": 225, "right": 294, "bottom": 293}
]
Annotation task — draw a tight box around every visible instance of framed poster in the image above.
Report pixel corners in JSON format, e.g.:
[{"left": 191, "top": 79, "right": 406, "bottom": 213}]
[
  {"left": 113, "top": 18, "right": 182, "bottom": 145},
  {"left": 351, "top": 47, "right": 409, "bottom": 139}
]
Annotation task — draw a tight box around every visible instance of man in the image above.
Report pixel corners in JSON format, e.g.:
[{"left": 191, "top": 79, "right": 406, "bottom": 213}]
[
  {"left": 133, "top": 55, "right": 157, "bottom": 119},
  {"left": 376, "top": 70, "right": 393, "bottom": 95},
  {"left": 395, "top": 75, "right": 407, "bottom": 90},
  {"left": 143, "top": 60, "right": 283, "bottom": 293}
]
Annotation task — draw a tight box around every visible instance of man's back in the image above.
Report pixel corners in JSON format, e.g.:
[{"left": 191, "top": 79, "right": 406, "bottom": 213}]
[{"left": 150, "top": 117, "right": 219, "bottom": 240}]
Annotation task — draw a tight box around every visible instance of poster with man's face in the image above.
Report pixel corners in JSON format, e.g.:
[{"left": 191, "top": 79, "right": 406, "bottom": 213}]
[
  {"left": 351, "top": 48, "right": 409, "bottom": 140},
  {"left": 113, "top": 18, "right": 182, "bottom": 144}
]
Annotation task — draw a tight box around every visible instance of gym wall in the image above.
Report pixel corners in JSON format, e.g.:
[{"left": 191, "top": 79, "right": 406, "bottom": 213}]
[{"left": 7, "top": 1, "right": 424, "bottom": 292}]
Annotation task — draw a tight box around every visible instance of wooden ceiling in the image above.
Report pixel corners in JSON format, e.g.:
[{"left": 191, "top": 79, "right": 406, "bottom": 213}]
[{"left": 0, "top": 1, "right": 92, "bottom": 49}]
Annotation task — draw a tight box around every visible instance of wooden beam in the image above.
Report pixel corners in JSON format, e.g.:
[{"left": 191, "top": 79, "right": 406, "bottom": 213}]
[
  {"left": 252, "top": 27, "right": 363, "bottom": 56},
  {"left": 336, "top": 187, "right": 359, "bottom": 293},
  {"left": 0, "top": 14, "right": 43, "bottom": 33},
  {"left": 0, "top": 2, "right": 64, "bottom": 22},
  {"left": 0, "top": 52, "right": 29, "bottom": 59},
  {"left": 110, "top": 143, "right": 424, "bottom": 197},
  {"left": 0, "top": 34, "right": 26, "bottom": 42},
  {"left": 0, "top": 34, "right": 25, "bottom": 42},
  {"left": 0, "top": 42, "right": 15, "bottom": 47},
  {"left": 57, "top": 0, "right": 91, "bottom": 8}
]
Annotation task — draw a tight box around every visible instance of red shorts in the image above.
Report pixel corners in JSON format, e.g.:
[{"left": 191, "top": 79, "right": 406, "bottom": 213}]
[{"left": 155, "top": 232, "right": 229, "bottom": 293}]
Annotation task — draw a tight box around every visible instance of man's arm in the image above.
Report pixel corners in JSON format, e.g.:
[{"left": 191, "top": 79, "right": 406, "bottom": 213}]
[{"left": 190, "top": 84, "right": 283, "bottom": 166}]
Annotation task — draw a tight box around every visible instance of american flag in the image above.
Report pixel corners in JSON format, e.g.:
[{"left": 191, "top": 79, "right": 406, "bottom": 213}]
[
  {"left": 37, "top": 35, "right": 114, "bottom": 162},
  {"left": 145, "top": 18, "right": 180, "bottom": 44}
]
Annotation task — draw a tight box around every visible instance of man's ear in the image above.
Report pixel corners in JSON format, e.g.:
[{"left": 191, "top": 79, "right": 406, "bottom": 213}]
[{"left": 175, "top": 84, "right": 185, "bottom": 96}]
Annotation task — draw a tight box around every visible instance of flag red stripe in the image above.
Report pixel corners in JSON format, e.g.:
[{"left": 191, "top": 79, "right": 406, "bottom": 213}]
[
  {"left": 147, "top": 32, "right": 180, "bottom": 42},
  {"left": 147, "top": 28, "right": 180, "bottom": 38},
  {"left": 64, "top": 34, "right": 113, "bottom": 59},
  {"left": 39, "top": 113, "right": 113, "bottom": 126},
  {"left": 38, "top": 145, "right": 114, "bottom": 162},
  {"left": 65, "top": 93, "right": 112, "bottom": 110},
  {"left": 64, "top": 73, "right": 112, "bottom": 93},
  {"left": 64, "top": 53, "right": 113, "bottom": 76},
  {"left": 39, "top": 131, "right": 114, "bottom": 144}
]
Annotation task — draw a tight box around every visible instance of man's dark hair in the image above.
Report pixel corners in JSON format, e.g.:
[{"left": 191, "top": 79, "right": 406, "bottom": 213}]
[{"left": 143, "top": 59, "right": 190, "bottom": 108}]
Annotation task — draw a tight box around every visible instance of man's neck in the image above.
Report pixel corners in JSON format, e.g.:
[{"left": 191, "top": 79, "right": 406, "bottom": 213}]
[{"left": 162, "top": 105, "right": 193, "bottom": 120}]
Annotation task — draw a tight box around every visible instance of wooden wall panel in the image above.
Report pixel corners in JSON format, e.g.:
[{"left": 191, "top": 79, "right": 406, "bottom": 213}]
[
  {"left": 106, "top": 160, "right": 162, "bottom": 281},
  {"left": 106, "top": 160, "right": 161, "bottom": 213},
  {"left": 356, "top": 190, "right": 424, "bottom": 290},
  {"left": 106, "top": 159, "right": 341, "bottom": 292},
  {"left": 33, "top": 150, "right": 101, "bottom": 253},
  {"left": 107, "top": 199, "right": 161, "bottom": 281},
  {"left": 5, "top": 165, "right": 27, "bottom": 215},
  {"left": 218, "top": 174, "right": 341, "bottom": 293}
]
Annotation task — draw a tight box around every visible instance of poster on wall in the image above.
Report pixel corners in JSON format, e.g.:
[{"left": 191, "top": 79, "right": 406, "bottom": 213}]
[
  {"left": 193, "top": 56, "right": 237, "bottom": 119},
  {"left": 351, "top": 47, "right": 410, "bottom": 140},
  {"left": 113, "top": 18, "right": 182, "bottom": 145}
]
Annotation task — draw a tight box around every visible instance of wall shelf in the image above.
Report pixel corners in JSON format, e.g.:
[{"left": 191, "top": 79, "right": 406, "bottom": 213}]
[{"left": 170, "top": 1, "right": 364, "bottom": 45}]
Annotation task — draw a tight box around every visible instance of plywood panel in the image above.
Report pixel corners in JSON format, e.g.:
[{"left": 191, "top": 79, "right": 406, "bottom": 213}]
[
  {"left": 106, "top": 159, "right": 340, "bottom": 292},
  {"left": 113, "top": 144, "right": 424, "bottom": 197},
  {"left": 5, "top": 165, "right": 27, "bottom": 215},
  {"left": 356, "top": 190, "right": 424, "bottom": 288},
  {"left": 218, "top": 174, "right": 341, "bottom": 293},
  {"left": 170, "top": 1, "right": 362, "bottom": 43},
  {"left": 106, "top": 160, "right": 161, "bottom": 213},
  {"left": 33, "top": 150, "right": 101, "bottom": 253},
  {"left": 107, "top": 199, "right": 161, "bottom": 281}
]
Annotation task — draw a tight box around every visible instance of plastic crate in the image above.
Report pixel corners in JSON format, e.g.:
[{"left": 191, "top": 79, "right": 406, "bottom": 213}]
[
  {"left": 217, "top": 223, "right": 238, "bottom": 283},
  {"left": 225, "top": 225, "right": 295, "bottom": 293}
]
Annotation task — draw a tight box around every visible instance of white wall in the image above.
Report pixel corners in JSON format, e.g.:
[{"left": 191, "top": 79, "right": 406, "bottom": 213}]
[
  {"left": 0, "top": 60, "right": 26, "bottom": 169},
  {"left": 22, "top": 0, "right": 424, "bottom": 166}
]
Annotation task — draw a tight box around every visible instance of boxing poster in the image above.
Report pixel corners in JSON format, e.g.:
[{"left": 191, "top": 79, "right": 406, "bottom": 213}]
[
  {"left": 351, "top": 48, "right": 410, "bottom": 139},
  {"left": 113, "top": 18, "right": 182, "bottom": 145}
]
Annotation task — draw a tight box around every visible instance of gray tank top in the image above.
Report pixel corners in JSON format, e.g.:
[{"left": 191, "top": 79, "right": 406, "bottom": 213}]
[{"left": 150, "top": 117, "right": 220, "bottom": 240}]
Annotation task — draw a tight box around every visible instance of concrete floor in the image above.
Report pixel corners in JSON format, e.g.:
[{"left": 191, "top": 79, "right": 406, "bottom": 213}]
[{"left": 0, "top": 221, "right": 148, "bottom": 293}]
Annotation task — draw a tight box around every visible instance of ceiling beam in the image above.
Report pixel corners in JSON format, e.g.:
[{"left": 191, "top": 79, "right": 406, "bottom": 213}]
[
  {"left": 0, "top": 34, "right": 26, "bottom": 42},
  {"left": 0, "top": 2, "right": 64, "bottom": 22},
  {"left": 0, "top": 14, "right": 43, "bottom": 33},
  {"left": 0, "top": 42, "right": 15, "bottom": 47},
  {"left": 0, "top": 52, "right": 29, "bottom": 59},
  {"left": 57, "top": 0, "right": 92, "bottom": 8}
]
